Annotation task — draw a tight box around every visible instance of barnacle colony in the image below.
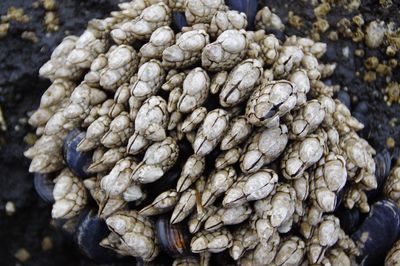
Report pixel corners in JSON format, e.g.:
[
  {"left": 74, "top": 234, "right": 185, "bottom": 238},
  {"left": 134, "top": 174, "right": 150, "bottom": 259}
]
[{"left": 25, "top": 0, "right": 397, "bottom": 265}]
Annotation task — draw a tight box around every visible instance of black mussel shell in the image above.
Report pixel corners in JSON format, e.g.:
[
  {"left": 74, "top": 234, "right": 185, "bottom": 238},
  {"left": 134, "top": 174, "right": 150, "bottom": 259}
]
[
  {"left": 335, "top": 206, "right": 360, "bottom": 235},
  {"left": 366, "top": 149, "right": 391, "bottom": 200},
  {"left": 34, "top": 173, "right": 55, "bottom": 203},
  {"left": 74, "top": 209, "right": 122, "bottom": 263},
  {"left": 335, "top": 90, "right": 351, "bottom": 109},
  {"left": 155, "top": 215, "right": 192, "bottom": 258},
  {"left": 226, "top": 0, "right": 258, "bottom": 29},
  {"left": 172, "top": 12, "right": 187, "bottom": 32},
  {"left": 351, "top": 200, "right": 400, "bottom": 266},
  {"left": 63, "top": 128, "right": 93, "bottom": 179}
]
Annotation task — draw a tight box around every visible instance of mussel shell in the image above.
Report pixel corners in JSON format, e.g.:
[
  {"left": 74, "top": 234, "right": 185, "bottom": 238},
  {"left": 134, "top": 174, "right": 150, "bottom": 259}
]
[
  {"left": 335, "top": 206, "right": 360, "bottom": 235},
  {"left": 74, "top": 209, "right": 122, "bottom": 263},
  {"left": 155, "top": 215, "right": 192, "bottom": 258},
  {"left": 34, "top": 173, "right": 55, "bottom": 203},
  {"left": 335, "top": 90, "right": 351, "bottom": 109},
  {"left": 226, "top": 0, "right": 258, "bottom": 29},
  {"left": 172, "top": 12, "right": 187, "bottom": 32},
  {"left": 366, "top": 149, "right": 391, "bottom": 200},
  {"left": 63, "top": 128, "right": 93, "bottom": 179},
  {"left": 351, "top": 200, "right": 400, "bottom": 266}
]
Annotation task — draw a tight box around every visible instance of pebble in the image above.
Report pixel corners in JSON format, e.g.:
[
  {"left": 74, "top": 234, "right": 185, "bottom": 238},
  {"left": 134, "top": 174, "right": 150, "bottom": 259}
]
[
  {"left": 41, "top": 236, "right": 53, "bottom": 251},
  {"left": 5, "top": 201, "right": 16, "bottom": 216},
  {"left": 14, "top": 248, "right": 30, "bottom": 262}
]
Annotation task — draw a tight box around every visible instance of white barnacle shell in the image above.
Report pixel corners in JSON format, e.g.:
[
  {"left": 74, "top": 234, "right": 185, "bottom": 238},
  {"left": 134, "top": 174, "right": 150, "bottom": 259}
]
[
  {"left": 219, "top": 59, "right": 263, "bottom": 108},
  {"left": 240, "top": 125, "right": 288, "bottom": 173},
  {"left": 193, "top": 108, "right": 229, "bottom": 156},
  {"left": 201, "top": 29, "right": 248, "bottom": 72},
  {"left": 190, "top": 227, "right": 233, "bottom": 253},
  {"left": 223, "top": 168, "right": 279, "bottom": 208},
  {"left": 131, "top": 137, "right": 179, "bottom": 184},
  {"left": 177, "top": 67, "right": 210, "bottom": 113},
  {"left": 246, "top": 80, "right": 298, "bottom": 127},
  {"left": 185, "top": 0, "right": 225, "bottom": 25},
  {"left": 209, "top": 10, "right": 248, "bottom": 39},
  {"left": 162, "top": 29, "right": 210, "bottom": 69},
  {"left": 135, "top": 96, "right": 169, "bottom": 142},
  {"left": 52, "top": 168, "right": 87, "bottom": 219}
]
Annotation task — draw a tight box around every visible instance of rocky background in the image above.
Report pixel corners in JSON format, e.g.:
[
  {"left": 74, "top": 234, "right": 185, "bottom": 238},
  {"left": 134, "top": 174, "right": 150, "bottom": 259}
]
[{"left": 0, "top": 0, "right": 398, "bottom": 265}]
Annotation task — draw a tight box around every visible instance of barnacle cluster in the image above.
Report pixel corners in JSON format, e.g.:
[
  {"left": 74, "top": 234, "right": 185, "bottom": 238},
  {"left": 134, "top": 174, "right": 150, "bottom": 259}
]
[{"left": 26, "top": 0, "right": 398, "bottom": 265}]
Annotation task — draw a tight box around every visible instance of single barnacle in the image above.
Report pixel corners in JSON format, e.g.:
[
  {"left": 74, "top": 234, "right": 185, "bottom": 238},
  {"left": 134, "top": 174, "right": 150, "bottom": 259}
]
[
  {"left": 99, "top": 45, "right": 139, "bottom": 92},
  {"left": 129, "top": 60, "right": 166, "bottom": 119},
  {"left": 202, "top": 167, "right": 237, "bottom": 207},
  {"left": 162, "top": 71, "right": 186, "bottom": 91},
  {"left": 274, "top": 236, "right": 305, "bottom": 266},
  {"left": 111, "top": 3, "right": 171, "bottom": 44},
  {"left": 162, "top": 29, "right": 210, "bottom": 69},
  {"left": 240, "top": 125, "right": 288, "bottom": 173},
  {"left": 309, "top": 152, "right": 347, "bottom": 212},
  {"left": 384, "top": 165, "right": 400, "bottom": 206},
  {"left": 39, "top": 36, "right": 78, "bottom": 81},
  {"left": 273, "top": 46, "right": 304, "bottom": 79},
  {"left": 193, "top": 108, "right": 230, "bottom": 156},
  {"left": 204, "top": 203, "right": 252, "bottom": 231},
  {"left": 223, "top": 168, "right": 278, "bottom": 208},
  {"left": 100, "top": 111, "right": 133, "bottom": 148},
  {"left": 343, "top": 186, "right": 370, "bottom": 213},
  {"left": 168, "top": 86, "right": 183, "bottom": 113},
  {"left": 229, "top": 225, "right": 258, "bottom": 260},
  {"left": 139, "top": 26, "right": 175, "bottom": 65},
  {"left": 281, "top": 129, "right": 327, "bottom": 180},
  {"left": 202, "top": 30, "right": 248, "bottom": 72},
  {"left": 140, "top": 189, "right": 179, "bottom": 216},
  {"left": 171, "top": 189, "right": 197, "bottom": 224},
  {"left": 185, "top": 0, "right": 225, "bottom": 25},
  {"left": 102, "top": 210, "right": 159, "bottom": 261},
  {"left": 240, "top": 230, "right": 280, "bottom": 266},
  {"left": 259, "top": 34, "right": 280, "bottom": 66},
  {"left": 289, "top": 69, "right": 311, "bottom": 107},
  {"left": 220, "top": 116, "right": 252, "bottom": 150},
  {"left": 332, "top": 100, "right": 364, "bottom": 134},
  {"left": 188, "top": 206, "right": 217, "bottom": 234},
  {"left": 190, "top": 227, "right": 233, "bottom": 253},
  {"left": 88, "top": 146, "right": 126, "bottom": 173},
  {"left": 28, "top": 79, "right": 75, "bottom": 131},
  {"left": 253, "top": 183, "right": 297, "bottom": 244},
  {"left": 109, "top": 83, "right": 131, "bottom": 118},
  {"left": 181, "top": 107, "right": 208, "bottom": 133},
  {"left": 301, "top": 52, "right": 321, "bottom": 81},
  {"left": 134, "top": 96, "right": 169, "bottom": 142},
  {"left": 215, "top": 147, "right": 241, "bottom": 169},
  {"left": 131, "top": 137, "right": 179, "bottom": 184},
  {"left": 208, "top": 10, "right": 248, "bottom": 39},
  {"left": 100, "top": 157, "right": 142, "bottom": 217},
  {"left": 340, "top": 132, "right": 377, "bottom": 191},
  {"left": 255, "top": 6, "right": 284, "bottom": 31},
  {"left": 246, "top": 80, "right": 298, "bottom": 127},
  {"left": 52, "top": 168, "right": 87, "bottom": 219},
  {"left": 286, "top": 95, "right": 336, "bottom": 140},
  {"left": 176, "top": 154, "right": 205, "bottom": 192},
  {"left": 77, "top": 115, "right": 111, "bottom": 152},
  {"left": 177, "top": 68, "right": 210, "bottom": 113},
  {"left": 82, "top": 99, "right": 114, "bottom": 127},
  {"left": 219, "top": 59, "right": 263, "bottom": 108},
  {"left": 306, "top": 215, "right": 341, "bottom": 264}
]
